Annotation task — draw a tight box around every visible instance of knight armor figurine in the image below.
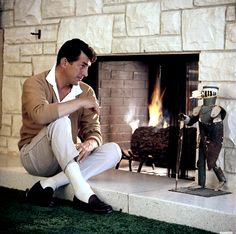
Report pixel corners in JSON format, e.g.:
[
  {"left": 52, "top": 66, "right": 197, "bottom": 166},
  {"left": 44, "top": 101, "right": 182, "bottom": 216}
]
[{"left": 179, "top": 86, "right": 226, "bottom": 190}]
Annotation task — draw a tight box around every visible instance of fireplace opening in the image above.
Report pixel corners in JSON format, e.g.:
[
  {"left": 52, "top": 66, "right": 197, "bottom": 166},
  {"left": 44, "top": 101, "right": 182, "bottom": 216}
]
[{"left": 85, "top": 54, "right": 199, "bottom": 178}]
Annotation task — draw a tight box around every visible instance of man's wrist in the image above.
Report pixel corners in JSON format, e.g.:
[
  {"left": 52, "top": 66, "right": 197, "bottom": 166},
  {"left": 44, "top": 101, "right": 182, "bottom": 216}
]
[{"left": 86, "top": 138, "right": 98, "bottom": 150}]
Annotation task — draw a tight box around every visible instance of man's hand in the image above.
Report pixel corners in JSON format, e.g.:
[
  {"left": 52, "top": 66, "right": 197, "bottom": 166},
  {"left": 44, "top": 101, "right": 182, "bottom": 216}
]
[
  {"left": 178, "top": 113, "right": 187, "bottom": 121},
  {"left": 75, "top": 139, "right": 98, "bottom": 162},
  {"left": 77, "top": 95, "right": 100, "bottom": 115}
]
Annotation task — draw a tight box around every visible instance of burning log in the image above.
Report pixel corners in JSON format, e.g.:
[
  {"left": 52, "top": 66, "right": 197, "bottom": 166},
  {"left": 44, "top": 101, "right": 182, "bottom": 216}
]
[
  {"left": 128, "top": 125, "right": 196, "bottom": 175},
  {"left": 130, "top": 126, "right": 177, "bottom": 162}
]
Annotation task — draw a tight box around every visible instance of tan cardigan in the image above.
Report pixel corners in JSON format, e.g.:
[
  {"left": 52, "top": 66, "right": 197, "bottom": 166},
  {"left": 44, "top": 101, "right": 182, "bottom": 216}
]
[{"left": 18, "top": 70, "right": 102, "bottom": 150}]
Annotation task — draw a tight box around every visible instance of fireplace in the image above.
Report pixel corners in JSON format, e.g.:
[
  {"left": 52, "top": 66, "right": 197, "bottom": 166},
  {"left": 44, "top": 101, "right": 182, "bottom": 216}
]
[{"left": 85, "top": 54, "right": 199, "bottom": 177}]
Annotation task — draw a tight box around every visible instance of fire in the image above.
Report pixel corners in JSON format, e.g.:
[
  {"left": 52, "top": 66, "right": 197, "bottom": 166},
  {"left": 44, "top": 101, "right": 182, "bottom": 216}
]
[
  {"left": 124, "top": 108, "right": 140, "bottom": 133},
  {"left": 125, "top": 67, "right": 168, "bottom": 132},
  {"left": 148, "top": 80, "right": 165, "bottom": 127},
  {"left": 129, "top": 119, "right": 140, "bottom": 133}
]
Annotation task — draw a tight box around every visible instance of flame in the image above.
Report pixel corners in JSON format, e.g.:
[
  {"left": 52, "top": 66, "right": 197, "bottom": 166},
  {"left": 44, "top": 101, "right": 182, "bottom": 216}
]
[
  {"left": 124, "top": 108, "right": 140, "bottom": 133},
  {"left": 129, "top": 119, "right": 140, "bottom": 133},
  {"left": 125, "top": 66, "right": 169, "bottom": 132},
  {"left": 148, "top": 79, "right": 164, "bottom": 127}
]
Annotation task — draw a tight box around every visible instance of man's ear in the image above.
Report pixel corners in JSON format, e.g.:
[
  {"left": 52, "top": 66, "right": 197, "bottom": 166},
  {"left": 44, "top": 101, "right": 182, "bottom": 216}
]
[{"left": 60, "top": 57, "right": 68, "bottom": 67}]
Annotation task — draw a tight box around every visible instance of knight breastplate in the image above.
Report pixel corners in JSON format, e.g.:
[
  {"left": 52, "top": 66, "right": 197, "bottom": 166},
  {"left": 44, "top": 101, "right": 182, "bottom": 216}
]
[{"left": 199, "top": 106, "right": 213, "bottom": 124}]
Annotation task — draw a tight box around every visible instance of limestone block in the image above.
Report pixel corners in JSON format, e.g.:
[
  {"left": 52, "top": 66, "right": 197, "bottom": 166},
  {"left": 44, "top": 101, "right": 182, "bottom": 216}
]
[
  {"left": 217, "top": 150, "right": 224, "bottom": 169},
  {"left": 0, "top": 11, "right": 13, "bottom": 27},
  {"left": 21, "top": 44, "right": 42, "bottom": 56},
  {"left": 103, "top": 4, "right": 126, "bottom": 14},
  {"left": 112, "top": 38, "right": 139, "bottom": 53},
  {"left": 14, "top": 0, "right": 41, "bottom": 25},
  {"left": 113, "top": 15, "right": 126, "bottom": 37},
  {"left": 0, "top": 136, "right": 7, "bottom": 147},
  {"left": 126, "top": 2, "right": 160, "bottom": 36},
  {"left": 224, "top": 101, "right": 236, "bottom": 146},
  {"left": 161, "top": 11, "right": 181, "bottom": 35},
  {"left": 224, "top": 136, "right": 235, "bottom": 149},
  {"left": 219, "top": 83, "right": 236, "bottom": 100},
  {"left": 76, "top": 0, "right": 102, "bottom": 15},
  {"left": 7, "top": 137, "right": 19, "bottom": 156},
  {"left": 2, "top": 78, "right": 22, "bottom": 113},
  {"left": 226, "top": 23, "right": 236, "bottom": 49},
  {"left": 42, "top": 0, "right": 74, "bottom": 18},
  {"left": 224, "top": 172, "right": 236, "bottom": 191},
  {"left": 58, "top": 16, "right": 113, "bottom": 54},
  {"left": 0, "top": 0, "right": 14, "bottom": 10},
  {"left": 161, "top": 0, "right": 193, "bottom": 10},
  {"left": 5, "top": 27, "right": 37, "bottom": 44},
  {"left": 42, "top": 25, "right": 58, "bottom": 42},
  {"left": 141, "top": 36, "right": 181, "bottom": 52},
  {"left": 4, "top": 63, "right": 32, "bottom": 77},
  {"left": 4, "top": 45, "right": 20, "bottom": 62},
  {"left": 43, "top": 43, "right": 56, "bottom": 54},
  {"left": 42, "top": 18, "right": 61, "bottom": 25},
  {"left": 199, "top": 52, "right": 236, "bottom": 82},
  {"left": 5, "top": 25, "right": 58, "bottom": 44},
  {"left": 224, "top": 148, "right": 236, "bottom": 173},
  {"left": 226, "top": 6, "right": 236, "bottom": 21},
  {"left": 32, "top": 56, "right": 56, "bottom": 75},
  {"left": 1, "top": 114, "right": 11, "bottom": 126},
  {"left": 194, "top": 0, "right": 235, "bottom": 6},
  {"left": 103, "top": 0, "right": 142, "bottom": 4},
  {"left": 182, "top": 7, "right": 225, "bottom": 50},
  {"left": 12, "top": 115, "right": 22, "bottom": 138},
  {"left": 0, "top": 147, "right": 8, "bottom": 155},
  {"left": 0, "top": 125, "right": 11, "bottom": 137},
  {"left": 21, "top": 56, "right": 32, "bottom": 63}
]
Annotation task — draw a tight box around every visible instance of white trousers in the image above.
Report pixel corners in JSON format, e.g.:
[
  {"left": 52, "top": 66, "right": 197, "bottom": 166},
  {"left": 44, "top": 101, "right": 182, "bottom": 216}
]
[{"left": 20, "top": 117, "right": 122, "bottom": 181}]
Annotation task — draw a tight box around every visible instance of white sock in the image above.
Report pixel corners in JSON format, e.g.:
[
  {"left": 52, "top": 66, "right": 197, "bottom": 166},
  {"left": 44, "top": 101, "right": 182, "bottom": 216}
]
[
  {"left": 40, "top": 172, "right": 69, "bottom": 191},
  {"left": 65, "top": 161, "right": 94, "bottom": 203}
]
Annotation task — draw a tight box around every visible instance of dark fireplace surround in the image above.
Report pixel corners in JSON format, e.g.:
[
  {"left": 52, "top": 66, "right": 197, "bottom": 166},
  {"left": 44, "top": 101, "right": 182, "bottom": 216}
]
[{"left": 85, "top": 54, "right": 199, "bottom": 176}]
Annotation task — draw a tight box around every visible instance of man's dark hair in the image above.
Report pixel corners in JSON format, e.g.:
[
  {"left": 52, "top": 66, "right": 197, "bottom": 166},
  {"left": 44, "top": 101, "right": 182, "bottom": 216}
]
[{"left": 56, "top": 38, "right": 97, "bottom": 65}]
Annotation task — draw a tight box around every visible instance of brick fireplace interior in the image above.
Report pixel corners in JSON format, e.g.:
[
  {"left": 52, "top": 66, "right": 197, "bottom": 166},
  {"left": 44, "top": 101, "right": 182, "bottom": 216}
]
[{"left": 85, "top": 54, "right": 199, "bottom": 177}]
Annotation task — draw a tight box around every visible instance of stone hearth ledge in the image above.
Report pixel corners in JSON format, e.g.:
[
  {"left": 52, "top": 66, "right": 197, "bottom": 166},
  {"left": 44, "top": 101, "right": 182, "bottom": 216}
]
[{"left": 0, "top": 166, "right": 235, "bottom": 233}]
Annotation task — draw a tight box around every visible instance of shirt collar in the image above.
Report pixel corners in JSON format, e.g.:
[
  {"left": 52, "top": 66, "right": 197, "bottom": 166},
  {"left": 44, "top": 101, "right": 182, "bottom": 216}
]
[{"left": 46, "top": 63, "right": 83, "bottom": 102}]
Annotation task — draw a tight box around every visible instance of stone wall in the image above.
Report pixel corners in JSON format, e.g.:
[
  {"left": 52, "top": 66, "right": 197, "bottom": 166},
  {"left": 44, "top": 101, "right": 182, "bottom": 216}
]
[{"left": 0, "top": 0, "right": 235, "bottom": 182}]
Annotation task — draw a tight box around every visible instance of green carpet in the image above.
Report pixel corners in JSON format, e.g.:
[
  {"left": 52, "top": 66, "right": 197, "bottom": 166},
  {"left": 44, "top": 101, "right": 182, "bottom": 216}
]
[{"left": 0, "top": 187, "right": 214, "bottom": 234}]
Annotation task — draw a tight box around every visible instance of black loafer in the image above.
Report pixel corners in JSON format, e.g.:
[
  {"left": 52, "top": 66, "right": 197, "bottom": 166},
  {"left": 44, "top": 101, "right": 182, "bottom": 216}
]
[
  {"left": 73, "top": 194, "right": 113, "bottom": 214},
  {"left": 25, "top": 181, "right": 55, "bottom": 207}
]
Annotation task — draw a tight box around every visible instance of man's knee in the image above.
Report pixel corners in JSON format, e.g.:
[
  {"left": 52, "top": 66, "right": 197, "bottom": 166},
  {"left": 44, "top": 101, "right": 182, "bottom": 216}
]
[
  {"left": 102, "top": 142, "right": 122, "bottom": 163},
  {"left": 48, "top": 117, "right": 70, "bottom": 130},
  {"left": 47, "top": 117, "right": 72, "bottom": 139}
]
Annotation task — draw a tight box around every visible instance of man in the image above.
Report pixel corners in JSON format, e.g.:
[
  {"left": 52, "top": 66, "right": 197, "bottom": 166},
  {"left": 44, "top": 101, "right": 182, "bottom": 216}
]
[{"left": 18, "top": 38, "right": 122, "bottom": 214}]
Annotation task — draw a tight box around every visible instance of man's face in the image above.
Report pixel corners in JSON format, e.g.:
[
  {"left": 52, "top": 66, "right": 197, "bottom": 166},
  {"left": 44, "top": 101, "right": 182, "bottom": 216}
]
[{"left": 64, "top": 51, "right": 91, "bottom": 86}]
